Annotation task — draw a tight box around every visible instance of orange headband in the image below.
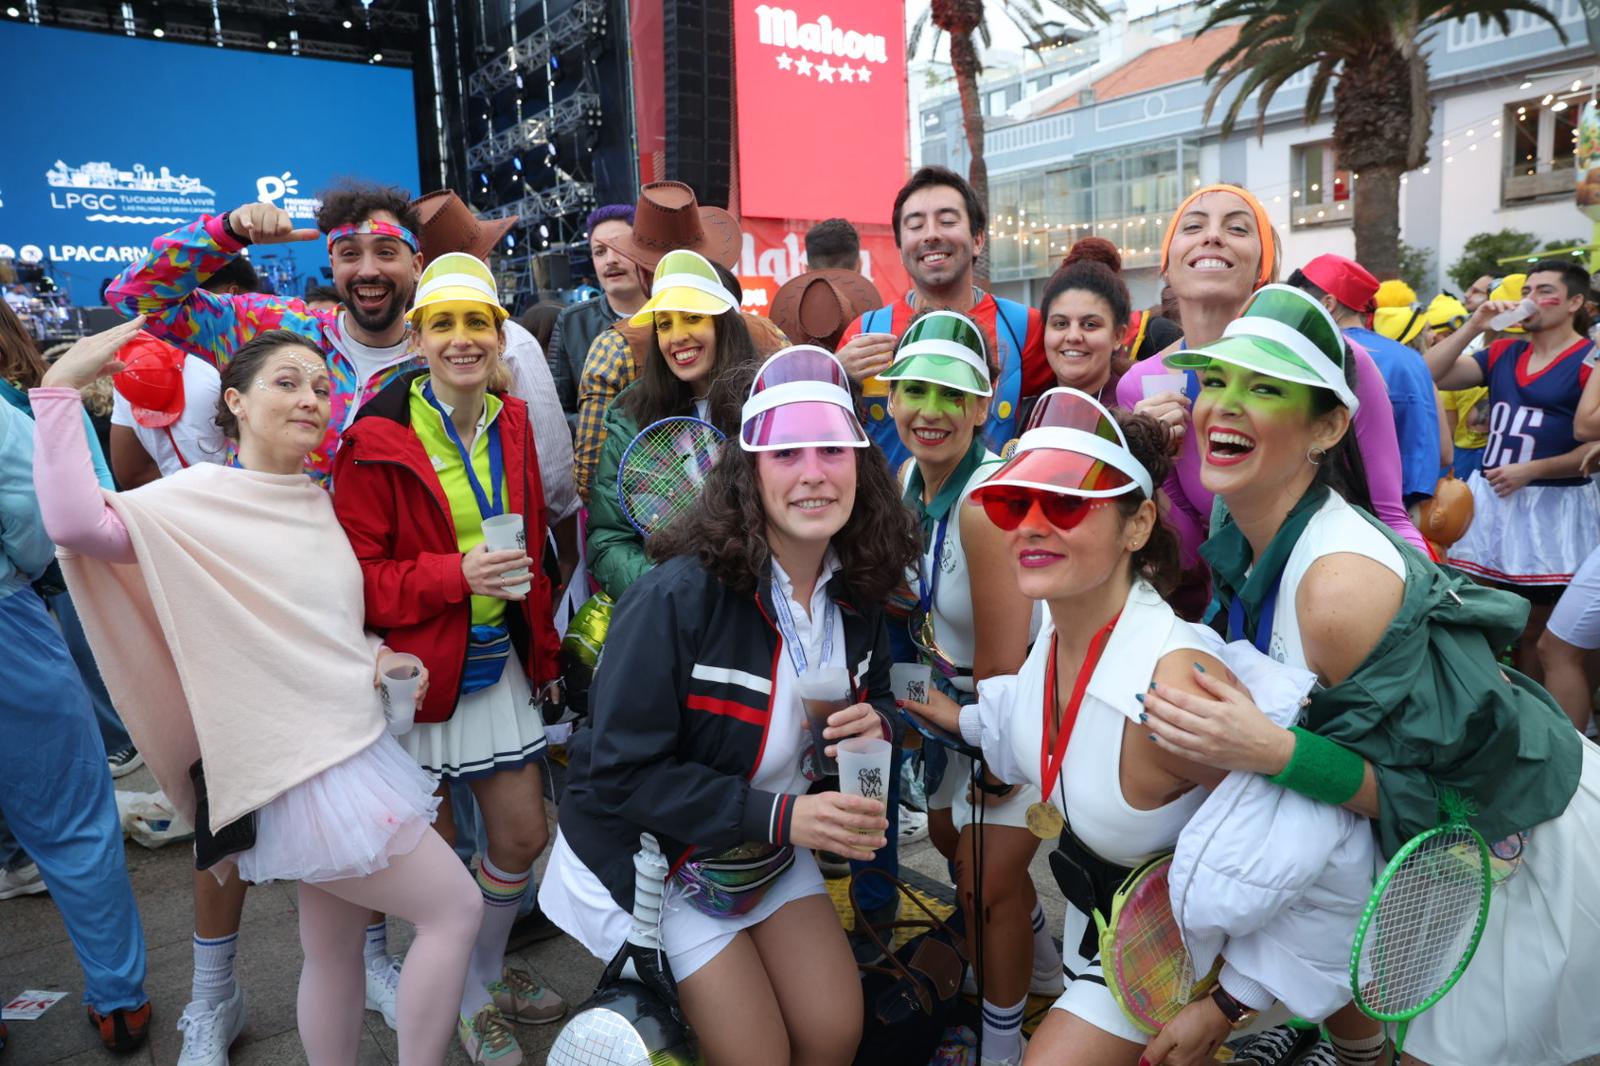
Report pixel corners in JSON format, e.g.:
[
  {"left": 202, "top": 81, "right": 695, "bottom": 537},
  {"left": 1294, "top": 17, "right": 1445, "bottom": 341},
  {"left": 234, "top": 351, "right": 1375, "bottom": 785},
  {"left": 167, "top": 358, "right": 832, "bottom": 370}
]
[{"left": 1159, "top": 184, "right": 1275, "bottom": 288}]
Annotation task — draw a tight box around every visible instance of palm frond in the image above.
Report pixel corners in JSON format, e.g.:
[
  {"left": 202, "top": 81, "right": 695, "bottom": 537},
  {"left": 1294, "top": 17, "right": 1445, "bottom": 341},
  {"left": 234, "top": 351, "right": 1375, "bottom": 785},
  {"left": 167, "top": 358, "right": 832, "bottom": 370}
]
[
  {"left": 907, "top": 7, "right": 931, "bottom": 59},
  {"left": 1427, "top": 0, "right": 1566, "bottom": 43},
  {"left": 1203, "top": 37, "right": 1319, "bottom": 135}
]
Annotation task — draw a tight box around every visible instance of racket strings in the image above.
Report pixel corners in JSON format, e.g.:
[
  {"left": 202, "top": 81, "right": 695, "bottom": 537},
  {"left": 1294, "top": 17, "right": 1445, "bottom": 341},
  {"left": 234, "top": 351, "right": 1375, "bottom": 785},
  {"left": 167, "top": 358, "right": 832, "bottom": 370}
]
[
  {"left": 1112, "top": 868, "right": 1195, "bottom": 1028},
  {"left": 619, "top": 421, "right": 725, "bottom": 535},
  {"left": 1358, "top": 828, "right": 1489, "bottom": 1015}
]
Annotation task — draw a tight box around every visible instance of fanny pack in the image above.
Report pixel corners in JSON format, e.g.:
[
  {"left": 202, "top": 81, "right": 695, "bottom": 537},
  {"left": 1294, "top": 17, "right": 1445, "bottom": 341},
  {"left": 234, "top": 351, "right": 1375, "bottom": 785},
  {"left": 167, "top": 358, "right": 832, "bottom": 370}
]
[
  {"left": 1048, "top": 823, "right": 1135, "bottom": 960},
  {"left": 189, "top": 759, "right": 257, "bottom": 871},
  {"left": 672, "top": 842, "right": 795, "bottom": 918},
  {"left": 462, "top": 624, "right": 511, "bottom": 694}
]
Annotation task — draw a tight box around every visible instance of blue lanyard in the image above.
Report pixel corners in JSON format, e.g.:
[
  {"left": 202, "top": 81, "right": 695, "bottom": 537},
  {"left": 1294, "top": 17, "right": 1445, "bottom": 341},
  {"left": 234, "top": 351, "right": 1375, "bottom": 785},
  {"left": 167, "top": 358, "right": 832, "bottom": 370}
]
[
  {"left": 422, "top": 381, "right": 503, "bottom": 519},
  {"left": 916, "top": 515, "right": 951, "bottom": 614},
  {"left": 1227, "top": 579, "right": 1280, "bottom": 656},
  {"left": 770, "top": 574, "right": 837, "bottom": 676}
]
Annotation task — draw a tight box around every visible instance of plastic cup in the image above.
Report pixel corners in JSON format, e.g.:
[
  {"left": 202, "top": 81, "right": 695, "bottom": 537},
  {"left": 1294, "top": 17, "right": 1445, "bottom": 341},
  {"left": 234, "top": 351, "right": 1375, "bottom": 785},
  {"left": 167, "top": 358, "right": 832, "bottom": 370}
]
[
  {"left": 796, "top": 667, "right": 852, "bottom": 776},
  {"left": 480, "top": 513, "right": 531, "bottom": 596},
  {"left": 380, "top": 653, "right": 424, "bottom": 735},
  {"left": 1489, "top": 298, "right": 1537, "bottom": 332},
  {"left": 838, "top": 737, "right": 893, "bottom": 838},
  {"left": 1141, "top": 372, "right": 1189, "bottom": 400},
  {"left": 890, "top": 662, "right": 932, "bottom": 705}
]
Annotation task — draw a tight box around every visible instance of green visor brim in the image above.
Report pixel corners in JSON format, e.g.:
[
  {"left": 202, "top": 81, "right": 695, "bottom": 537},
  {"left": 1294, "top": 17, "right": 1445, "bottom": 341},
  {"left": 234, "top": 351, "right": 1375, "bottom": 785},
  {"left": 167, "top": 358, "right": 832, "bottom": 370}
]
[
  {"left": 877, "top": 353, "right": 993, "bottom": 397},
  {"left": 1163, "top": 335, "right": 1331, "bottom": 395}
]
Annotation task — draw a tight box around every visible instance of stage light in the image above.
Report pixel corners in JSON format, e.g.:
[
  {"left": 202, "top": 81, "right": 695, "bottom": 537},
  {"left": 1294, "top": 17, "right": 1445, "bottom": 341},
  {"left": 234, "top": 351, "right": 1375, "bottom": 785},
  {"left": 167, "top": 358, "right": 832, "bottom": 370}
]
[
  {"left": 153, "top": 27, "right": 164, "bottom": 35},
  {"left": 371, "top": 50, "right": 382, "bottom": 61},
  {"left": 267, "top": 38, "right": 278, "bottom": 49},
  {"left": 5, "top": 6, "right": 18, "bottom": 15},
  {"left": 343, "top": 18, "right": 352, "bottom": 27}
]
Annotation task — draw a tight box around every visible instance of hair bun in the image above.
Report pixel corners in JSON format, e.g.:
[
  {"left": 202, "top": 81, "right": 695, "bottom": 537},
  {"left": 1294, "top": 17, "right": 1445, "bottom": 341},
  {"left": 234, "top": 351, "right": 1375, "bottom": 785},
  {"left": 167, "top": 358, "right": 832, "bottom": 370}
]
[{"left": 1062, "top": 237, "right": 1122, "bottom": 275}]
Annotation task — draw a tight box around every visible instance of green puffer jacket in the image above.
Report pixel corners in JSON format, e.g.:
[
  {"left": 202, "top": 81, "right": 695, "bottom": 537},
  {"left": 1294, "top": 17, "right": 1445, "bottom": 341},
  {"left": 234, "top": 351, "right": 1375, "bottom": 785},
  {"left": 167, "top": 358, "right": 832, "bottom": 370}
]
[
  {"left": 585, "top": 392, "right": 646, "bottom": 600},
  {"left": 1304, "top": 512, "right": 1581, "bottom": 857}
]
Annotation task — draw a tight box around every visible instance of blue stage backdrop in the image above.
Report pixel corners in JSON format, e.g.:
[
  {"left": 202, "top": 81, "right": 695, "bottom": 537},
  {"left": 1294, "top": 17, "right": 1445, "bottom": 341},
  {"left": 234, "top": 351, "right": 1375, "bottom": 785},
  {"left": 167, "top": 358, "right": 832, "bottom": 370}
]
[{"left": 0, "top": 23, "right": 420, "bottom": 304}]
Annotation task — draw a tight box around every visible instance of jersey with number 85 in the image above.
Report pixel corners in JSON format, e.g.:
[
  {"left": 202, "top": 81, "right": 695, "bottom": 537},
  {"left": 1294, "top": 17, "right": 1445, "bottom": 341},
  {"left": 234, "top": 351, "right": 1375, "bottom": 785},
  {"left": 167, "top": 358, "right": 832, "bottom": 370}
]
[{"left": 1474, "top": 337, "right": 1595, "bottom": 486}]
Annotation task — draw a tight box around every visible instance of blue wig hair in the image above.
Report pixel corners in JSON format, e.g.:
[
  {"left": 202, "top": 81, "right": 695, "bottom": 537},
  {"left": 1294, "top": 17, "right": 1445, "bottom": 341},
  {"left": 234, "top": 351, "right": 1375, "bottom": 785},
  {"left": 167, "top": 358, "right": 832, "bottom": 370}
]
[{"left": 586, "top": 203, "right": 636, "bottom": 234}]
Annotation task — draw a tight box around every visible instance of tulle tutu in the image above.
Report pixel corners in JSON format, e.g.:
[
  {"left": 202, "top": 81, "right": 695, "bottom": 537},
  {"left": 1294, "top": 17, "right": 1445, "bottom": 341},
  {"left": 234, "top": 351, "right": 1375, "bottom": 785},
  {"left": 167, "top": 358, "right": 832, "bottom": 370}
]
[
  {"left": 235, "top": 732, "right": 440, "bottom": 885},
  {"left": 1448, "top": 473, "right": 1600, "bottom": 586}
]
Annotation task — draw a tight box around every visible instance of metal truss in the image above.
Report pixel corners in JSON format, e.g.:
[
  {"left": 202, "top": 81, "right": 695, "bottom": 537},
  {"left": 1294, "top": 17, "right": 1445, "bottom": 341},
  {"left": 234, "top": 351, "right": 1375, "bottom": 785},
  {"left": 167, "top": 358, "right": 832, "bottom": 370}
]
[
  {"left": 479, "top": 181, "right": 596, "bottom": 223},
  {"left": 466, "top": 0, "right": 605, "bottom": 97},
  {"left": 466, "top": 91, "right": 600, "bottom": 169}
]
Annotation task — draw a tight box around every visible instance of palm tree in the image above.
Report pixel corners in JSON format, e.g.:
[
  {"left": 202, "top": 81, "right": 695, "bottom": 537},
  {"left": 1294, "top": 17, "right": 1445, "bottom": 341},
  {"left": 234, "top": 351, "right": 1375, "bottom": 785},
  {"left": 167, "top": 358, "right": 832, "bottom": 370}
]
[
  {"left": 1197, "top": 0, "right": 1564, "bottom": 279},
  {"left": 909, "top": 0, "right": 1105, "bottom": 277}
]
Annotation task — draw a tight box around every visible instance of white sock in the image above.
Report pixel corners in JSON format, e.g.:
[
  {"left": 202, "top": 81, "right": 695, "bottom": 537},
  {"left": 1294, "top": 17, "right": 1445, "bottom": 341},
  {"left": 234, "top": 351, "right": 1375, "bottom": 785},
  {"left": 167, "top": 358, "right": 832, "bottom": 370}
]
[
  {"left": 1029, "top": 900, "right": 1060, "bottom": 978},
  {"left": 459, "top": 856, "right": 531, "bottom": 1020},
  {"left": 363, "top": 921, "right": 389, "bottom": 970},
  {"left": 981, "top": 995, "right": 1026, "bottom": 1065},
  {"left": 191, "top": 932, "right": 238, "bottom": 1008},
  {"left": 1330, "top": 1029, "right": 1388, "bottom": 1066}
]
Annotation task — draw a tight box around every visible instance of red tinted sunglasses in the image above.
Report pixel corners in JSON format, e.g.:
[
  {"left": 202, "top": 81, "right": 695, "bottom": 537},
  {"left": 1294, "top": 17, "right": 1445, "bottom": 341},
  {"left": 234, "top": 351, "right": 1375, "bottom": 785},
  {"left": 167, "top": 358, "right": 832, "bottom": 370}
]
[{"left": 979, "top": 486, "right": 1105, "bottom": 532}]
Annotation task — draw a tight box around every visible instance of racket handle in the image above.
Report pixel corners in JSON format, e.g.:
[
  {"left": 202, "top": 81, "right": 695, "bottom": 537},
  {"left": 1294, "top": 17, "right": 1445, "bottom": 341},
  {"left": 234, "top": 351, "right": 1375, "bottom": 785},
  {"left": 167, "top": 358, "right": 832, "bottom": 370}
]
[{"left": 1392, "top": 1019, "right": 1409, "bottom": 1060}]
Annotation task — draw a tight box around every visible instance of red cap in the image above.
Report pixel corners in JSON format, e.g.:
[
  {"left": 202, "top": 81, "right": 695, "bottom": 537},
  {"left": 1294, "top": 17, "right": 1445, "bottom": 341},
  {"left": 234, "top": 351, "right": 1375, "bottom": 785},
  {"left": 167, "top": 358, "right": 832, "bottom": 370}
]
[
  {"left": 112, "top": 332, "right": 186, "bottom": 428},
  {"left": 1299, "top": 253, "right": 1379, "bottom": 314}
]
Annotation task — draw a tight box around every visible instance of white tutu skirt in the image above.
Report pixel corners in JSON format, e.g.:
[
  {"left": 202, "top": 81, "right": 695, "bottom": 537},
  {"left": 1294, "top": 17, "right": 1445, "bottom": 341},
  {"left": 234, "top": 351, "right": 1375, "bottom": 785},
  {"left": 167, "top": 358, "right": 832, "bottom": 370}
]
[
  {"left": 1448, "top": 473, "right": 1600, "bottom": 586},
  {"left": 539, "top": 832, "right": 828, "bottom": 981},
  {"left": 398, "top": 666, "right": 548, "bottom": 779},
  {"left": 1406, "top": 737, "right": 1600, "bottom": 1066},
  {"left": 234, "top": 732, "right": 440, "bottom": 885}
]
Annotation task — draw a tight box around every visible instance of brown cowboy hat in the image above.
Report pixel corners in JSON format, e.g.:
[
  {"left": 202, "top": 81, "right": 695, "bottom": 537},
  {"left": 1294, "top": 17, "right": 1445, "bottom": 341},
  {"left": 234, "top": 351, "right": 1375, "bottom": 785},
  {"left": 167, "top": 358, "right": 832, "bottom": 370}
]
[
  {"left": 410, "top": 189, "right": 519, "bottom": 264},
  {"left": 611, "top": 181, "right": 742, "bottom": 271},
  {"left": 770, "top": 269, "right": 884, "bottom": 350}
]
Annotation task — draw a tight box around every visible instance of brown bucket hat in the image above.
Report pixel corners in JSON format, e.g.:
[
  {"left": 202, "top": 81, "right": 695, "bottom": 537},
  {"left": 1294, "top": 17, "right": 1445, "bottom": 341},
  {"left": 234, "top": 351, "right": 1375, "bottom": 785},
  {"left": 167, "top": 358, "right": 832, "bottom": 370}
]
[
  {"left": 611, "top": 181, "right": 742, "bottom": 271},
  {"left": 770, "top": 269, "right": 885, "bottom": 350},
  {"left": 410, "top": 189, "right": 519, "bottom": 264}
]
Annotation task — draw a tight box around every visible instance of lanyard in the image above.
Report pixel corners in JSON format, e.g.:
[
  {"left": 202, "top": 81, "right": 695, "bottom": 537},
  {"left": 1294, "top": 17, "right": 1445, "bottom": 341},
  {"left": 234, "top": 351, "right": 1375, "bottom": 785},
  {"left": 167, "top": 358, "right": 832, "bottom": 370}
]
[
  {"left": 770, "top": 575, "right": 837, "bottom": 676},
  {"left": 1226, "top": 579, "right": 1280, "bottom": 656},
  {"left": 422, "top": 381, "right": 503, "bottom": 519},
  {"left": 1039, "top": 613, "right": 1121, "bottom": 799},
  {"left": 916, "top": 514, "right": 951, "bottom": 614}
]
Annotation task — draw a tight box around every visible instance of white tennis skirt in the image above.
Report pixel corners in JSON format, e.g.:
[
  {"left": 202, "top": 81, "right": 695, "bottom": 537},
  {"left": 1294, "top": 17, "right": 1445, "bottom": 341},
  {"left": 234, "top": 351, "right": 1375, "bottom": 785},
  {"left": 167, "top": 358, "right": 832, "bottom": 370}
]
[
  {"left": 930, "top": 750, "right": 1041, "bottom": 833},
  {"left": 235, "top": 732, "right": 440, "bottom": 885},
  {"left": 1406, "top": 736, "right": 1600, "bottom": 1066},
  {"left": 1448, "top": 474, "right": 1600, "bottom": 586},
  {"left": 399, "top": 666, "right": 548, "bottom": 779}
]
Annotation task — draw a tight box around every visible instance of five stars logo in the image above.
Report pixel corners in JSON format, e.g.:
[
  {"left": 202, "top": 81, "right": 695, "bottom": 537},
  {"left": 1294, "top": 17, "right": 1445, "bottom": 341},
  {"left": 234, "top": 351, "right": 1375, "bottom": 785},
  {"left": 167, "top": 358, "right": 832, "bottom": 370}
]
[{"left": 754, "top": 5, "right": 887, "bottom": 87}]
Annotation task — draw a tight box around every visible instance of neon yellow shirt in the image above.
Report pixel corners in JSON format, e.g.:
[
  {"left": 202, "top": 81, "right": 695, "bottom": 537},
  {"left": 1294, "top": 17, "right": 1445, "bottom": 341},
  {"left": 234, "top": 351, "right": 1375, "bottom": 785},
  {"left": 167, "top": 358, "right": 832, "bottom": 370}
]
[
  {"left": 408, "top": 376, "right": 508, "bottom": 627},
  {"left": 1441, "top": 387, "right": 1489, "bottom": 450}
]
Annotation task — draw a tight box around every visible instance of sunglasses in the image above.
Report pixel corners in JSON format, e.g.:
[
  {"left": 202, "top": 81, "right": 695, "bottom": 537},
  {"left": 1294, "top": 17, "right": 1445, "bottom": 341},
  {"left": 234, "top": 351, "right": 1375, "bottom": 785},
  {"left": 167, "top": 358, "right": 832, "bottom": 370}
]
[{"left": 978, "top": 486, "right": 1107, "bottom": 532}]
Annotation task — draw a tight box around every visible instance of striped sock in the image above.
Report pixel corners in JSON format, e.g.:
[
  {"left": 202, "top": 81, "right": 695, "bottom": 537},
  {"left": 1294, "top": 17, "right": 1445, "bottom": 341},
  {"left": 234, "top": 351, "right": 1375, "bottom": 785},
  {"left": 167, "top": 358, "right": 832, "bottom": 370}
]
[
  {"left": 1029, "top": 900, "right": 1060, "bottom": 979},
  {"left": 1330, "top": 1029, "right": 1388, "bottom": 1066},
  {"left": 981, "top": 995, "right": 1026, "bottom": 1066},
  {"left": 363, "top": 921, "right": 388, "bottom": 970},
  {"left": 191, "top": 932, "right": 238, "bottom": 1008},
  {"left": 459, "top": 857, "right": 531, "bottom": 1019}
]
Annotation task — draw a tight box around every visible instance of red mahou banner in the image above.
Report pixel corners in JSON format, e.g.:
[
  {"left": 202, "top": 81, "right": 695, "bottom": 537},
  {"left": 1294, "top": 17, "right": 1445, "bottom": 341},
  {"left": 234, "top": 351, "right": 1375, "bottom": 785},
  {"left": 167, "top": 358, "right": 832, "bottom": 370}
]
[{"left": 733, "top": 0, "right": 908, "bottom": 225}]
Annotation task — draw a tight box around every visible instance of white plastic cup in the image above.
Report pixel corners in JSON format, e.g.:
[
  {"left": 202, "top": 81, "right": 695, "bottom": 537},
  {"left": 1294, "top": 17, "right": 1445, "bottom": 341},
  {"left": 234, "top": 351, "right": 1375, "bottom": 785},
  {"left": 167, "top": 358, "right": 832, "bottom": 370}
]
[
  {"left": 380, "top": 653, "right": 424, "bottom": 735},
  {"left": 796, "top": 667, "right": 852, "bottom": 776},
  {"left": 480, "top": 513, "right": 531, "bottom": 596},
  {"left": 1141, "top": 372, "right": 1189, "bottom": 400},
  {"left": 890, "top": 662, "right": 932, "bottom": 706},
  {"left": 1489, "top": 298, "right": 1537, "bottom": 332},
  {"left": 838, "top": 736, "right": 893, "bottom": 811}
]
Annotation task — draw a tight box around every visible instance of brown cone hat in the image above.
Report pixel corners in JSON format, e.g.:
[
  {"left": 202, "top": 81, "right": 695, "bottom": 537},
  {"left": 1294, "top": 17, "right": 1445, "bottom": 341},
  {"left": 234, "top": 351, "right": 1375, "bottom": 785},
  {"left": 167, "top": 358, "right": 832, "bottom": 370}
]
[
  {"left": 770, "top": 269, "right": 885, "bottom": 350},
  {"left": 610, "top": 181, "right": 742, "bottom": 271},
  {"left": 411, "top": 189, "right": 519, "bottom": 264}
]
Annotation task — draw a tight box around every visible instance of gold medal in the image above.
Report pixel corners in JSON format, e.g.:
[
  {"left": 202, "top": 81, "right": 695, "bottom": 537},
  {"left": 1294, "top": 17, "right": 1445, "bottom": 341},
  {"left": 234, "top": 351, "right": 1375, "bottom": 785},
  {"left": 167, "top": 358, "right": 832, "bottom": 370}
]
[{"left": 1026, "top": 801, "right": 1065, "bottom": 840}]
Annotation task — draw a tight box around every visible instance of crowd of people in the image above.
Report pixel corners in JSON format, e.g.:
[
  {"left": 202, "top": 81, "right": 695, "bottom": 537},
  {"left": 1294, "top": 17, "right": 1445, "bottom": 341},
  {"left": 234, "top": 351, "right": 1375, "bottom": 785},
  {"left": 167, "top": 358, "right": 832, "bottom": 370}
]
[{"left": 0, "top": 163, "right": 1597, "bottom": 1066}]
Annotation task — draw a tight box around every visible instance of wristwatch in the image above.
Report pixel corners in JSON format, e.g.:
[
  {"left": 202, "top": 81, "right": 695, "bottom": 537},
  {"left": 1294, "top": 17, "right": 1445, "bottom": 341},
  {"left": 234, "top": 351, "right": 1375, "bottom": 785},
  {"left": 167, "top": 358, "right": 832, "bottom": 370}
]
[
  {"left": 219, "top": 210, "right": 252, "bottom": 247},
  {"left": 1209, "top": 984, "right": 1260, "bottom": 1029}
]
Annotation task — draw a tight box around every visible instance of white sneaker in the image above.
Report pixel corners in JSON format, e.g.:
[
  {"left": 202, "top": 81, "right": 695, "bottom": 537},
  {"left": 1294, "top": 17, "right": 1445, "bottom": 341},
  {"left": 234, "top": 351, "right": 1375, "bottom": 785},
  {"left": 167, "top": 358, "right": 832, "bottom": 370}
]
[
  {"left": 0, "top": 862, "right": 46, "bottom": 901},
  {"left": 364, "top": 956, "right": 401, "bottom": 1031},
  {"left": 176, "top": 986, "right": 247, "bottom": 1066},
  {"left": 107, "top": 746, "right": 144, "bottom": 778},
  {"left": 898, "top": 807, "right": 930, "bottom": 844}
]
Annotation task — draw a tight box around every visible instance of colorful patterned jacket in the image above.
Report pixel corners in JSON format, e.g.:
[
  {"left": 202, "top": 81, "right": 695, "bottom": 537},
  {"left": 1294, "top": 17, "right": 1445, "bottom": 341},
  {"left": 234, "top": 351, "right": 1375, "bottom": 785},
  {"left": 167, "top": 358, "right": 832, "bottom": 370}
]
[{"left": 105, "top": 214, "right": 420, "bottom": 485}]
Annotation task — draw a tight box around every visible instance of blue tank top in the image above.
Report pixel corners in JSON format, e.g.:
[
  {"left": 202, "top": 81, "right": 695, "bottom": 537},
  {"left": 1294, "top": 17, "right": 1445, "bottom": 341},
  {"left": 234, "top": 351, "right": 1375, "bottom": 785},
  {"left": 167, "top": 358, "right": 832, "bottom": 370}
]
[{"left": 1474, "top": 337, "right": 1596, "bottom": 485}]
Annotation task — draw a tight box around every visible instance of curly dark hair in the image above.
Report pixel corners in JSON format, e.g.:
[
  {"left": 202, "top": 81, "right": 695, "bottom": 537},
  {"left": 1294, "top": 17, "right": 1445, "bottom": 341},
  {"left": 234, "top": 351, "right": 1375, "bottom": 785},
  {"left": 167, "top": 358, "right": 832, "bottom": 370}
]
[
  {"left": 649, "top": 365, "right": 919, "bottom": 606},
  {"left": 1113, "top": 410, "right": 1182, "bottom": 596},
  {"left": 214, "top": 329, "right": 328, "bottom": 441},
  {"left": 314, "top": 179, "right": 421, "bottom": 235},
  {"left": 622, "top": 309, "right": 758, "bottom": 433}
]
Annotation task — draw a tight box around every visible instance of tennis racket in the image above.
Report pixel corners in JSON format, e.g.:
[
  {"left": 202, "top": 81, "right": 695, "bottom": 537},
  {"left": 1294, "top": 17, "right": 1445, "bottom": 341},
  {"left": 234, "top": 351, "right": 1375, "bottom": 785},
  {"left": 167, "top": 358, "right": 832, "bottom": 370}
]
[
  {"left": 615, "top": 417, "right": 726, "bottom": 536},
  {"left": 1095, "top": 853, "right": 1215, "bottom": 1035},
  {"left": 1349, "top": 821, "right": 1493, "bottom": 1059}
]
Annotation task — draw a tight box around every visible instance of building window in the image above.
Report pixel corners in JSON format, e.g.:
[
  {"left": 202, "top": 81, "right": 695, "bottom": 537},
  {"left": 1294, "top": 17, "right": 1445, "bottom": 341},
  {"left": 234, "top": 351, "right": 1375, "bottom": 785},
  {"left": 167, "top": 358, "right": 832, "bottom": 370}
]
[
  {"left": 1503, "top": 95, "right": 1579, "bottom": 204},
  {"left": 1291, "top": 141, "right": 1353, "bottom": 229},
  {"left": 988, "top": 88, "right": 1009, "bottom": 117}
]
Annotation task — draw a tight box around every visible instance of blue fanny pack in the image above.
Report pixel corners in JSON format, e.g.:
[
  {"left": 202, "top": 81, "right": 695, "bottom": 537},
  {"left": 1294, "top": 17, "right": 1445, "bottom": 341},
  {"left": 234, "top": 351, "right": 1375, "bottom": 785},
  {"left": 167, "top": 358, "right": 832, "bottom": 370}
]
[{"left": 462, "top": 624, "right": 511, "bottom": 694}]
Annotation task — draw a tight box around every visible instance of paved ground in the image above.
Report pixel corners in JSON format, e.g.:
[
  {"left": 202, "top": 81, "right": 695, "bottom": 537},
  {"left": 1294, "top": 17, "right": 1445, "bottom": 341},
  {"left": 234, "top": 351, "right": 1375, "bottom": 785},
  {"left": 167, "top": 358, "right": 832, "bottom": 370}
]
[{"left": 0, "top": 761, "right": 1069, "bottom": 1066}]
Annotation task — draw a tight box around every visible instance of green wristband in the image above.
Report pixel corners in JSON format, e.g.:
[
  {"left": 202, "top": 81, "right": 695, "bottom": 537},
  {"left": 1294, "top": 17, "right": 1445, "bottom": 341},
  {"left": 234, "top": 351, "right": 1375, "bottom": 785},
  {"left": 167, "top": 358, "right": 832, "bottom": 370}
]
[{"left": 1267, "top": 727, "right": 1365, "bottom": 807}]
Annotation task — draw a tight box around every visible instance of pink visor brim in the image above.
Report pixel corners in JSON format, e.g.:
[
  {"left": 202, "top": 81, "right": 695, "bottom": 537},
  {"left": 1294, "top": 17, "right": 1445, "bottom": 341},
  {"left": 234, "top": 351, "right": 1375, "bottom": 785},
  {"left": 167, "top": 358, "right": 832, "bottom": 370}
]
[{"left": 741, "top": 400, "right": 870, "bottom": 451}]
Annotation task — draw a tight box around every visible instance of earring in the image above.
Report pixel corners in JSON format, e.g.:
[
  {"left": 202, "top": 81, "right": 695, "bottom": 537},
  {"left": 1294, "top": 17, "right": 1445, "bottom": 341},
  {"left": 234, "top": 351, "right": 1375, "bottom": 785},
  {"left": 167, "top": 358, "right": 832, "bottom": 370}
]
[{"left": 1307, "top": 445, "right": 1326, "bottom": 466}]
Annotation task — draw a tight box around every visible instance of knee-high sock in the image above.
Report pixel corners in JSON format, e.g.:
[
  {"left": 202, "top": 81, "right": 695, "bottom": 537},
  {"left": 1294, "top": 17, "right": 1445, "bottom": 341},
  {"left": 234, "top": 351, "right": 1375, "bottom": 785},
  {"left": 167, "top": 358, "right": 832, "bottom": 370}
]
[
  {"left": 460, "top": 856, "right": 531, "bottom": 1019},
  {"left": 191, "top": 932, "right": 238, "bottom": 1008},
  {"left": 1331, "top": 1029, "right": 1388, "bottom": 1066},
  {"left": 1029, "top": 900, "right": 1060, "bottom": 977},
  {"left": 308, "top": 831, "right": 482, "bottom": 1066},
  {"left": 981, "top": 995, "right": 1026, "bottom": 1066}
]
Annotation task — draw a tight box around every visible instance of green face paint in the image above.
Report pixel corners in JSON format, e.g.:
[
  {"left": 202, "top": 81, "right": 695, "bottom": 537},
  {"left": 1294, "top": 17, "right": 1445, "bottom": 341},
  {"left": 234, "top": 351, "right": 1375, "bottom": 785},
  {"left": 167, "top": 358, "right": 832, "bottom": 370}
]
[
  {"left": 893, "top": 380, "right": 972, "bottom": 417},
  {"left": 1197, "top": 360, "right": 1318, "bottom": 417}
]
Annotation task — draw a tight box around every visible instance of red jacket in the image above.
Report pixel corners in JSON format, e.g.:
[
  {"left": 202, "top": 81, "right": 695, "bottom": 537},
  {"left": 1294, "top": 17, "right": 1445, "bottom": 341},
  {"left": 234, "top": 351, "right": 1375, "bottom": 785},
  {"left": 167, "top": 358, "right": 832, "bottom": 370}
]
[{"left": 332, "top": 371, "right": 560, "bottom": 724}]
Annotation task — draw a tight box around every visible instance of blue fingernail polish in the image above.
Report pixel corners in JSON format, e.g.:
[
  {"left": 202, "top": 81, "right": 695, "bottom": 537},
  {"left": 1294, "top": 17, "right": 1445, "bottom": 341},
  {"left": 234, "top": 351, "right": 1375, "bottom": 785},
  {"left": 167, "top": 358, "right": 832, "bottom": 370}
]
[
  {"left": 1148, "top": 681, "right": 1157, "bottom": 691},
  {"left": 1193, "top": 662, "right": 1206, "bottom": 673},
  {"left": 1135, "top": 693, "right": 1146, "bottom": 704},
  {"left": 1148, "top": 733, "right": 1158, "bottom": 741},
  {"left": 1138, "top": 712, "right": 1148, "bottom": 723}
]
